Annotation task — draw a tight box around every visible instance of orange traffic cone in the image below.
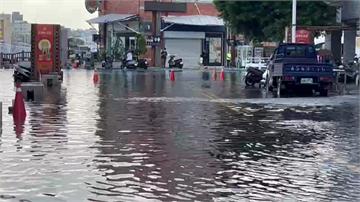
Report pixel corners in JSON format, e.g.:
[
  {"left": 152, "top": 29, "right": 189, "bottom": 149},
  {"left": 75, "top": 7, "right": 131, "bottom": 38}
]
[
  {"left": 13, "top": 83, "right": 26, "bottom": 122},
  {"left": 170, "top": 69, "right": 175, "bottom": 81},
  {"left": 93, "top": 69, "right": 99, "bottom": 83},
  {"left": 220, "top": 68, "right": 225, "bottom": 81},
  {"left": 212, "top": 68, "right": 217, "bottom": 80}
]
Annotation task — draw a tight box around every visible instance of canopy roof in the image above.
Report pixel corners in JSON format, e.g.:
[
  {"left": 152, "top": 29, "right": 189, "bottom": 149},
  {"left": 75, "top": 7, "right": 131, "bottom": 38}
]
[
  {"left": 87, "top": 14, "right": 137, "bottom": 24},
  {"left": 163, "top": 15, "right": 224, "bottom": 26}
]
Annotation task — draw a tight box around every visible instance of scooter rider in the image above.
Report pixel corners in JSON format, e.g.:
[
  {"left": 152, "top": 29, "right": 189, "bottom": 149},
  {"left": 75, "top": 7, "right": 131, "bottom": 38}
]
[{"left": 126, "top": 50, "right": 133, "bottom": 64}]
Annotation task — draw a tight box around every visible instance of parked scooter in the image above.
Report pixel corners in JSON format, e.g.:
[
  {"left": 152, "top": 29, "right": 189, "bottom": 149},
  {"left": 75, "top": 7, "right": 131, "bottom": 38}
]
[
  {"left": 245, "top": 67, "right": 264, "bottom": 87},
  {"left": 168, "top": 55, "right": 183, "bottom": 69},
  {"left": 137, "top": 58, "right": 149, "bottom": 69},
  {"left": 121, "top": 55, "right": 148, "bottom": 70}
]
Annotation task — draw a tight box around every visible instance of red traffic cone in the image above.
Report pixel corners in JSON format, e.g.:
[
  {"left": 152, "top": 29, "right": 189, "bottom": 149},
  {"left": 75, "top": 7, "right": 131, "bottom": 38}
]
[
  {"left": 220, "top": 68, "right": 225, "bottom": 81},
  {"left": 93, "top": 69, "right": 99, "bottom": 83},
  {"left": 170, "top": 69, "right": 175, "bottom": 81},
  {"left": 212, "top": 68, "right": 217, "bottom": 80},
  {"left": 13, "top": 83, "right": 26, "bottom": 122}
]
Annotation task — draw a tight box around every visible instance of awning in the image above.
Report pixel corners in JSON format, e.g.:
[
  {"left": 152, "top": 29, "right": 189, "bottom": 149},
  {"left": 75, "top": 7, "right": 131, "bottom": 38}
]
[
  {"left": 87, "top": 14, "right": 138, "bottom": 24},
  {"left": 162, "top": 15, "right": 224, "bottom": 26}
]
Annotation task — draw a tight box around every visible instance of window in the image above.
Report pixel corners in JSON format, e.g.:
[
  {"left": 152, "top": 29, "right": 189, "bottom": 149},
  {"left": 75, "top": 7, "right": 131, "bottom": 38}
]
[{"left": 277, "top": 45, "right": 316, "bottom": 58}]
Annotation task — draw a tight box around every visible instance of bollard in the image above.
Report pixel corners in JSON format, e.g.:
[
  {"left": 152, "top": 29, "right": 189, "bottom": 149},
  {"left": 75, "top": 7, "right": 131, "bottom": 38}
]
[
  {"left": 212, "top": 68, "right": 217, "bottom": 80},
  {"left": 93, "top": 69, "right": 99, "bottom": 83},
  {"left": 220, "top": 68, "right": 225, "bottom": 81},
  {"left": 13, "top": 83, "right": 26, "bottom": 122},
  {"left": 170, "top": 69, "right": 175, "bottom": 81}
]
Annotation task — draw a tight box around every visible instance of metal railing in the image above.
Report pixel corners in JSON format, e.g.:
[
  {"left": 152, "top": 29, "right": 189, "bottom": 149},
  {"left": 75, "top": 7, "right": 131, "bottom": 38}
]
[{"left": 0, "top": 51, "right": 31, "bottom": 68}]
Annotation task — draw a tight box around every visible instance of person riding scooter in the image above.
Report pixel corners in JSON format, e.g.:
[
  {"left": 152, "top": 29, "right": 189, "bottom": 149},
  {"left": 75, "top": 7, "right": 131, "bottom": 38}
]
[{"left": 122, "top": 50, "right": 138, "bottom": 69}]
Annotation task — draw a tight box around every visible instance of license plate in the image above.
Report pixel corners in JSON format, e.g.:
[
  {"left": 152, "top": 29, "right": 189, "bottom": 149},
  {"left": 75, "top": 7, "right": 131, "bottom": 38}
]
[{"left": 301, "top": 78, "right": 313, "bottom": 84}]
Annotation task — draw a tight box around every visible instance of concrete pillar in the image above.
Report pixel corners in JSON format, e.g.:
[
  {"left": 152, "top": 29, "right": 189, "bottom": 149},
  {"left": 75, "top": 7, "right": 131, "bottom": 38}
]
[
  {"left": 152, "top": 10, "right": 161, "bottom": 67},
  {"left": 343, "top": 29, "right": 356, "bottom": 63},
  {"left": 325, "top": 33, "right": 332, "bottom": 50},
  {"left": 324, "top": 31, "right": 342, "bottom": 64},
  {"left": 331, "top": 31, "right": 342, "bottom": 64},
  {"left": 155, "top": 11, "right": 161, "bottom": 67}
]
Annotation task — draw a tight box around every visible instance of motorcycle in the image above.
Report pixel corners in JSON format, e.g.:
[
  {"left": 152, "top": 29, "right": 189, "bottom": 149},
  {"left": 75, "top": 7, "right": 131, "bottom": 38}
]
[
  {"left": 137, "top": 58, "right": 149, "bottom": 69},
  {"left": 168, "top": 55, "right": 183, "bottom": 69},
  {"left": 123, "top": 60, "right": 138, "bottom": 70},
  {"left": 245, "top": 67, "right": 264, "bottom": 87}
]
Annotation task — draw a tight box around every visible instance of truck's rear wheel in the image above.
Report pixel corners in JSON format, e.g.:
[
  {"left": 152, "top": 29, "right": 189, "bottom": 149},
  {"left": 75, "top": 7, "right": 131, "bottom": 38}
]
[{"left": 245, "top": 73, "right": 255, "bottom": 86}]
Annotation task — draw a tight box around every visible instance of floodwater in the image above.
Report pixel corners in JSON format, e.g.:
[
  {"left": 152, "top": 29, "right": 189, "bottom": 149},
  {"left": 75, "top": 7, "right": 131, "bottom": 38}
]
[{"left": 0, "top": 69, "right": 359, "bottom": 201}]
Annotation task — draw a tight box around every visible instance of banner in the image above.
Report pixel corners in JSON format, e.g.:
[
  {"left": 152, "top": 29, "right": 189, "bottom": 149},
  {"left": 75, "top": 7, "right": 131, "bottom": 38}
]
[
  {"left": 295, "top": 29, "right": 313, "bottom": 44},
  {"left": 286, "top": 27, "right": 314, "bottom": 44},
  {"left": 35, "top": 24, "right": 54, "bottom": 73}
]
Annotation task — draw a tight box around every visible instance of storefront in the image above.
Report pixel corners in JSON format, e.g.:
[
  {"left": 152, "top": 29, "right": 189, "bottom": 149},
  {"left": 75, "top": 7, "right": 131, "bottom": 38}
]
[
  {"left": 87, "top": 14, "right": 140, "bottom": 60},
  {"left": 162, "top": 15, "right": 225, "bottom": 67}
]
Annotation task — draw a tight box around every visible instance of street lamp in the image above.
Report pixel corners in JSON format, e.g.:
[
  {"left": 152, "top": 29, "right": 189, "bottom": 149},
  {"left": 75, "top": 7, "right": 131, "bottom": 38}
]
[{"left": 292, "top": 0, "right": 297, "bottom": 43}]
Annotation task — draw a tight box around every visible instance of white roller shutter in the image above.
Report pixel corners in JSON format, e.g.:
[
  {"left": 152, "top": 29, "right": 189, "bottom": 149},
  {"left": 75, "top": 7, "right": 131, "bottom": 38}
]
[{"left": 165, "top": 39, "right": 202, "bottom": 68}]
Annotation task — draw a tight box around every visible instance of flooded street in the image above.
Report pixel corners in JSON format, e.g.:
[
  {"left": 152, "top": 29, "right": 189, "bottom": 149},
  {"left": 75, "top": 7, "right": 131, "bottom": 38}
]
[{"left": 0, "top": 69, "right": 359, "bottom": 201}]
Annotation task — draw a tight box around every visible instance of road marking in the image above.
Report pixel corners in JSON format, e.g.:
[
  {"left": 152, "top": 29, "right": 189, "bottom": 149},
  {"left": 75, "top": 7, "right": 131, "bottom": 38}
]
[{"left": 200, "top": 91, "right": 241, "bottom": 113}]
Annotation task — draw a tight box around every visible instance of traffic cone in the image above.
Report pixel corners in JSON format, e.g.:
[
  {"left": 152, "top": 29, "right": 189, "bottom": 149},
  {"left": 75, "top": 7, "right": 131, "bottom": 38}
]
[
  {"left": 170, "top": 69, "right": 175, "bottom": 81},
  {"left": 93, "top": 69, "right": 99, "bottom": 83},
  {"left": 220, "top": 68, "right": 225, "bottom": 81},
  {"left": 212, "top": 68, "right": 217, "bottom": 80},
  {"left": 13, "top": 83, "right": 26, "bottom": 122}
]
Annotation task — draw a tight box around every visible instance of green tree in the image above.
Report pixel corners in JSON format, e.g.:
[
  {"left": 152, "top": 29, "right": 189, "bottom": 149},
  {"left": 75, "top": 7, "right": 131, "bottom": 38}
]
[
  {"left": 136, "top": 34, "right": 147, "bottom": 57},
  {"left": 214, "top": 0, "right": 338, "bottom": 42}
]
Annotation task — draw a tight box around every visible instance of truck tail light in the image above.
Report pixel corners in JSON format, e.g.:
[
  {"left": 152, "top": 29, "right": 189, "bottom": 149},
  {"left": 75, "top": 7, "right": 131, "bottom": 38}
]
[{"left": 283, "top": 76, "right": 295, "bottom": 81}]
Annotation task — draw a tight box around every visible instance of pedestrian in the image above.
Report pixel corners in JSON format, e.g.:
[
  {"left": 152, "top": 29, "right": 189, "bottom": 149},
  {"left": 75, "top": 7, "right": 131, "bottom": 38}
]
[
  {"left": 161, "top": 48, "right": 168, "bottom": 68},
  {"left": 226, "top": 51, "right": 232, "bottom": 68},
  {"left": 199, "top": 52, "right": 204, "bottom": 68}
]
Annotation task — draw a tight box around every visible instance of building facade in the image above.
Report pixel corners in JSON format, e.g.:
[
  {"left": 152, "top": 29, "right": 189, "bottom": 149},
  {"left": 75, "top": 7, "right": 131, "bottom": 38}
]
[
  {"left": 69, "top": 28, "right": 98, "bottom": 53},
  {"left": 1, "top": 12, "right": 32, "bottom": 53},
  {"left": 0, "top": 14, "right": 12, "bottom": 45},
  {"left": 89, "top": 0, "right": 224, "bottom": 67},
  {"left": 11, "top": 12, "right": 23, "bottom": 23},
  {"left": 341, "top": 0, "right": 360, "bottom": 61},
  {"left": 12, "top": 20, "right": 31, "bottom": 45}
]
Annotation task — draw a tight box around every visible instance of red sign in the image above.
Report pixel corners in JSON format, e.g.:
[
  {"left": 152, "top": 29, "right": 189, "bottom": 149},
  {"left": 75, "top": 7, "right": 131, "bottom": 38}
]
[
  {"left": 295, "top": 29, "right": 312, "bottom": 44},
  {"left": 35, "top": 24, "right": 54, "bottom": 74}
]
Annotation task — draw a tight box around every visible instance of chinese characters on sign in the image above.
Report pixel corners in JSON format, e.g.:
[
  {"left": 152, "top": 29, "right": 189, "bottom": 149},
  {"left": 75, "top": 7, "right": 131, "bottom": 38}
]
[
  {"left": 34, "top": 24, "right": 54, "bottom": 74},
  {"left": 295, "top": 30, "right": 312, "bottom": 44}
]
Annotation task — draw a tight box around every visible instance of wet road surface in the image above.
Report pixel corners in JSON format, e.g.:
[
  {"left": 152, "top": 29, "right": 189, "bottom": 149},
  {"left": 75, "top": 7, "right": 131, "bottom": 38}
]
[{"left": 0, "top": 69, "right": 359, "bottom": 201}]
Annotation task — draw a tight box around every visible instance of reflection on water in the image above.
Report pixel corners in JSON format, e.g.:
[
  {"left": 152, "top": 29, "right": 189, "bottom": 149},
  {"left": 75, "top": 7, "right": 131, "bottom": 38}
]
[{"left": 0, "top": 69, "right": 359, "bottom": 201}]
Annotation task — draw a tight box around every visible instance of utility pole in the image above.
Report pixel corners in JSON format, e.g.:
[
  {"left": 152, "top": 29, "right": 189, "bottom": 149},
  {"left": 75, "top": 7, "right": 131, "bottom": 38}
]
[
  {"left": 144, "top": 0, "right": 187, "bottom": 67},
  {"left": 153, "top": 0, "right": 161, "bottom": 67},
  {"left": 291, "top": 0, "right": 297, "bottom": 43}
]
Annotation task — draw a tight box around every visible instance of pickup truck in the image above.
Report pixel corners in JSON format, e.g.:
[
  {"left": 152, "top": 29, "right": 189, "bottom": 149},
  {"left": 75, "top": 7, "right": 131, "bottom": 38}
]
[{"left": 266, "top": 43, "right": 334, "bottom": 96}]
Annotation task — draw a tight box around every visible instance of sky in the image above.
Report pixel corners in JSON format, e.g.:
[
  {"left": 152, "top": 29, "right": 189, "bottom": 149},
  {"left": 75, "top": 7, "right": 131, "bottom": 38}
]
[{"left": 0, "top": 0, "right": 98, "bottom": 29}]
